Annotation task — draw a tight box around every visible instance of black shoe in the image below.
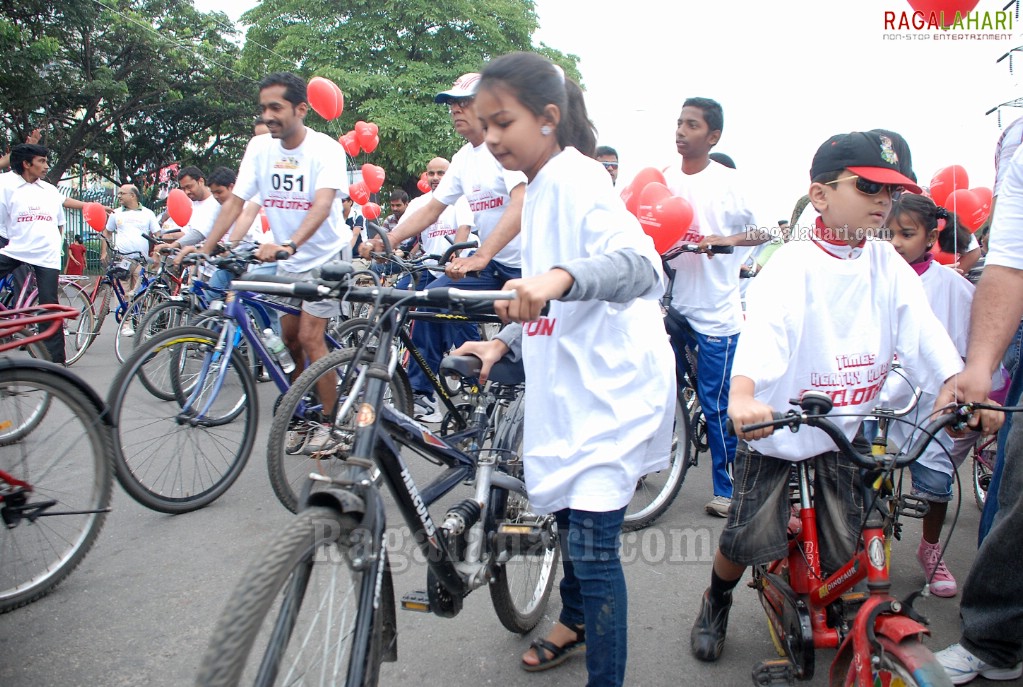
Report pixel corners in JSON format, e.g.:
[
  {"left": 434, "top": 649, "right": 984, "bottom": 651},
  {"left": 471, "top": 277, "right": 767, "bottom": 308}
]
[{"left": 690, "top": 588, "right": 731, "bottom": 662}]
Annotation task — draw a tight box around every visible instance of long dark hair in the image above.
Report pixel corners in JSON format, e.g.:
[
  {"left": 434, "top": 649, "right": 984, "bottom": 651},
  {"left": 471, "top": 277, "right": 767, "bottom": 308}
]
[
  {"left": 478, "top": 52, "right": 597, "bottom": 157},
  {"left": 890, "top": 193, "right": 971, "bottom": 254}
]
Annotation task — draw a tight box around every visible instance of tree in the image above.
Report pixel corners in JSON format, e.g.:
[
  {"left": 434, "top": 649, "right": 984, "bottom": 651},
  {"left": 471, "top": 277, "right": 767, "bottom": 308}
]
[
  {"left": 0, "top": 0, "right": 255, "bottom": 202},
  {"left": 238, "top": 0, "right": 581, "bottom": 195}
]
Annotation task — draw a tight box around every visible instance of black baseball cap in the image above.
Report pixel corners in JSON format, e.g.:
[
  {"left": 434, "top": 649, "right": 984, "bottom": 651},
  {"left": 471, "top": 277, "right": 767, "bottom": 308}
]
[{"left": 810, "top": 131, "right": 922, "bottom": 193}]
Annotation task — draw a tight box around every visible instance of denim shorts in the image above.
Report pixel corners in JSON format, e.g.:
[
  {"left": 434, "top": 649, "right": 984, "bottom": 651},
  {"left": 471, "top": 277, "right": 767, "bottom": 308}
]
[
  {"left": 718, "top": 442, "right": 866, "bottom": 572},
  {"left": 277, "top": 264, "right": 340, "bottom": 319},
  {"left": 909, "top": 461, "right": 954, "bottom": 502}
]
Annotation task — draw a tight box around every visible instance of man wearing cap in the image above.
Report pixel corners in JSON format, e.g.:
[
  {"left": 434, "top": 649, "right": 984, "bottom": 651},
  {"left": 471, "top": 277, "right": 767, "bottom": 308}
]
[
  {"left": 360, "top": 72, "right": 526, "bottom": 422},
  {"left": 690, "top": 130, "right": 969, "bottom": 664}
]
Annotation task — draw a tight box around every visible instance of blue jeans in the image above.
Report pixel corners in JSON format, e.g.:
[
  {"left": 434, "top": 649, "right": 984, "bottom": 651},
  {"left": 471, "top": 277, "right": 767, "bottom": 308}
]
[
  {"left": 405, "top": 260, "right": 520, "bottom": 396},
  {"left": 960, "top": 411, "right": 1023, "bottom": 668},
  {"left": 555, "top": 507, "right": 628, "bottom": 687},
  {"left": 665, "top": 310, "right": 738, "bottom": 498},
  {"left": 980, "top": 319, "right": 1023, "bottom": 544}
]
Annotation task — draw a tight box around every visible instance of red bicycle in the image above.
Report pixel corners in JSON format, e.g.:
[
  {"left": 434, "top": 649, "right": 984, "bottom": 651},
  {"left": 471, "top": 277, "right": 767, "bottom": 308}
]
[
  {"left": 0, "top": 304, "right": 114, "bottom": 612},
  {"left": 738, "top": 391, "right": 963, "bottom": 687}
]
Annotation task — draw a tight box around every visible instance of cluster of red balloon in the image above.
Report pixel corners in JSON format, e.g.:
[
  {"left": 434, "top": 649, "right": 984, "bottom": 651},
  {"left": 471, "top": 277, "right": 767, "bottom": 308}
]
[
  {"left": 338, "top": 121, "right": 380, "bottom": 157},
  {"left": 619, "top": 168, "right": 695, "bottom": 254},
  {"left": 926, "top": 165, "right": 992, "bottom": 265},
  {"left": 351, "top": 163, "right": 386, "bottom": 220}
]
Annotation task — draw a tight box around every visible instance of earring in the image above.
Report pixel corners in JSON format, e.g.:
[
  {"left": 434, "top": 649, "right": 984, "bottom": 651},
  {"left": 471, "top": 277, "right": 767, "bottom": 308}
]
[{"left": 540, "top": 125, "right": 552, "bottom": 136}]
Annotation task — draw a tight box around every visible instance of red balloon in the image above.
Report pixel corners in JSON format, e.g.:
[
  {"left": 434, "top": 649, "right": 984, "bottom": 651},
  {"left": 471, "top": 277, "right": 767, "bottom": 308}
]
[
  {"left": 932, "top": 246, "right": 958, "bottom": 265},
  {"left": 929, "top": 165, "right": 969, "bottom": 208},
  {"left": 944, "top": 189, "right": 986, "bottom": 232},
  {"left": 362, "top": 202, "right": 382, "bottom": 221},
  {"left": 417, "top": 173, "right": 431, "bottom": 194},
  {"left": 339, "top": 132, "right": 360, "bottom": 157},
  {"left": 348, "top": 181, "right": 370, "bottom": 205},
  {"left": 307, "top": 76, "right": 344, "bottom": 121},
  {"left": 621, "top": 167, "right": 667, "bottom": 217},
  {"left": 906, "top": 1, "right": 980, "bottom": 27},
  {"left": 259, "top": 209, "right": 270, "bottom": 233},
  {"left": 360, "top": 134, "right": 379, "bottom": 154},
  {"left": 361, "top": 164, "right": 386, "bottom": 194},
  {"left": 636, "top": 182, "right": 695, "bottom": 254},
  {"left": 82, "top": 202, "right": 107, "bottom": 232},
  {"left": 969, "top": 186, "right": 992, "bottom": 225},
  {"left": 167, "top": 188, "right": 192, "bottom": 227}
]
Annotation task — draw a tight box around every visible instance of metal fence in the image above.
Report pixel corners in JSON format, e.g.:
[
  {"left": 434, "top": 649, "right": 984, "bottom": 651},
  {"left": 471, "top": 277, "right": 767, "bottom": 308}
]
[{"left": 60, "top": 188, "right": 116, "bottom": 275}]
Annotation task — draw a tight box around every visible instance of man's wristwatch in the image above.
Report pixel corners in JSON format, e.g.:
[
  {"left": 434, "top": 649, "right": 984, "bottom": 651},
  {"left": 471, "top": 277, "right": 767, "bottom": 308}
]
[{"left": 282, "top": 240, "right": 298, "bottom": 255}]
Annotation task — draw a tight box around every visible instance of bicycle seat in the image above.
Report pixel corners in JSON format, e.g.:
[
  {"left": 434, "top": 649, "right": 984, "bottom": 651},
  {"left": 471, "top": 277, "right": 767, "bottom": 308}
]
[{"left": 440, "top": 355, "right": 525, "bottom": 386}]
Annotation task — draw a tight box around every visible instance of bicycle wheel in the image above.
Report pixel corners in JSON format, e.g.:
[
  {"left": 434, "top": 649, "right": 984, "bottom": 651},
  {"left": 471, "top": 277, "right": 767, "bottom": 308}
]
[
  {"left": 971, "top": 439, "right": 995, "bottom": 510},
  {"left": 267, "top": 347, "right": 413, "bottom": 513},
  {"left": 836, "top": 637, "right": 953, "bottom": 687},
  {"left": 108, "top": 326, "right": 256, "bottom": 514},
  {"left": 114, "top": 287, "right": 169, "bottom": 363},
  {"left": 0, "top": 365, "right": 113, "bottom": 612},
  {"left": 197, "top": 506, "right": 383, "bottom": 687},
  {"left": 329, "top": 317, "right": 376, "bottom": 348},
  {"left": 488, "top": 393, "right": 560, "bottom": 633},
  {"left": 136, "top": 299, "right": 197, "bottom": 343},
  {"left": 58, "top": 280, "right": 95, "bottom": 366},
  {"left": 623, "top": 386, "right": 693, "bottom": 531}
]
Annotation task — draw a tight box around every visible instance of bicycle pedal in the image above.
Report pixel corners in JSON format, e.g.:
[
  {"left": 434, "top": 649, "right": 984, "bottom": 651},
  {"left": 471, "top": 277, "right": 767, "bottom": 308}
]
[
  {"left": 898, "top": 495, "right": 930, "bottom": 518},
  {"left": 752, "top": 658, "right": 797, "bottom": 686},
  {"left": 400, "top": 590, "right": 432, "bottom": 613},
  {"left": 496, "top": 522, "right": 551, "bottom": 556}
]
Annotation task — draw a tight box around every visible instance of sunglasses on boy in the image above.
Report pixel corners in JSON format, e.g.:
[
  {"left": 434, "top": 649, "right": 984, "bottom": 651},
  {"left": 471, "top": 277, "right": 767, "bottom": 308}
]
[
  {"left": 828, "top": 175, "right": 904, "bottom": 201},
  {"left": 600, "top": 161, "right": 619, "bottom": 171}
]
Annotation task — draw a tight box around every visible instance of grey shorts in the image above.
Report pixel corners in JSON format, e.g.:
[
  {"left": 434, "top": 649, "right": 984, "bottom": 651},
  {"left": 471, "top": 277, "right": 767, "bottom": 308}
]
[
  {"left": 276, "top": 264, "right": 341, "bottom": 319},
  {"left": 718, "top": 441, "right": 866, "bottom": 573}
]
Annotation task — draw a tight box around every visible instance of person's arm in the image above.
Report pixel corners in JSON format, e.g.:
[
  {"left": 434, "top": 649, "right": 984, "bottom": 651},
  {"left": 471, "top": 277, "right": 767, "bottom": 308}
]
[
  {"left": 359, "top": 198, "right": 446, "bottom": 257},
  {"left": 226, "top": 200, "right": 262, "bottom": 244},
  {"left": 255, "top": 187, "right": 336, "bottom": 262},
  {"left": 556, "top": 248, "right": 659, "bottom": 302},
  {"left": 448, "top": 183, "right": 525, "bottom": 276},
  {"left": 199, "top": 194, "right": 244, "bottom": 255}
]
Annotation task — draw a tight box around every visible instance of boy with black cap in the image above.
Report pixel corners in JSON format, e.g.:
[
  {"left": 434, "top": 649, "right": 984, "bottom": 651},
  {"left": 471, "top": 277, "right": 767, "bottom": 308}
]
[{"left": 689, "top": 130, "right": 972, "bottom": 663}]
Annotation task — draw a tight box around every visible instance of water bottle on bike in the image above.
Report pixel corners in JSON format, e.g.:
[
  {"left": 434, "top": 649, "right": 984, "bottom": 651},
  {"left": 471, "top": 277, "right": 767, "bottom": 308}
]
[{"left": 262, "top": 328, "right": 295, "bottom": 373}]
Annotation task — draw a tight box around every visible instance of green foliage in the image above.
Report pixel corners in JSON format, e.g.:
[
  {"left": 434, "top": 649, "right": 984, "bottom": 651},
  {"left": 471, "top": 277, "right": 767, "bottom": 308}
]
[
  {"left": 238, "top": 0, "right": 580, "bottom": 193},
  {"left": 0, "top": 0, "right": 253, "bottom": 204}
]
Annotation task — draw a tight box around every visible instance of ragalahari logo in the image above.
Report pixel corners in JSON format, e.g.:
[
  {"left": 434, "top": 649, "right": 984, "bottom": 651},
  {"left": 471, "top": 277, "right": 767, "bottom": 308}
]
[{"left": 883, "top": 0, "right": 1015, "bottom": 40}]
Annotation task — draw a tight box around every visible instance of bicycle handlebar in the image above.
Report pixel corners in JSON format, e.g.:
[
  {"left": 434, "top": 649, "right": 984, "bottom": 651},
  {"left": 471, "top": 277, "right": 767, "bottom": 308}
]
[{"left": 661, "top": 243, "right": 735, "bottom": 260}]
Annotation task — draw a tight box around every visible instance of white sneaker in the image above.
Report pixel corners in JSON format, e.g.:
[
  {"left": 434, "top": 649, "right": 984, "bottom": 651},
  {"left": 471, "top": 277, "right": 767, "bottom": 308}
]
[
  {"left": 937, "top": 643, "right": 1023, "bottom": 684},
  {"left": 121, "top": 324, "right": 135, "bottom": 338},
  {"left": 301, "top": 426, "right": 339, "bottom": 455},
  {"left": 705, "top": 495, "right": 731, "bottom": 518},
  {"left": 413, "top": 393, "right": 444, "bottom": 423}
]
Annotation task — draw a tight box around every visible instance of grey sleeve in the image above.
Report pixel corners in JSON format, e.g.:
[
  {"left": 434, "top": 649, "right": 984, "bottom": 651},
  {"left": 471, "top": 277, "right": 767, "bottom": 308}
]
[
  {"left": 556, "top": 247, "right": 660, "bottom": 302},
  {"left": 494, "top": 323, "right": 523, "bottom": 362},
  {"left": 175, "top": 229, "right": 206, "bottom": 247}
]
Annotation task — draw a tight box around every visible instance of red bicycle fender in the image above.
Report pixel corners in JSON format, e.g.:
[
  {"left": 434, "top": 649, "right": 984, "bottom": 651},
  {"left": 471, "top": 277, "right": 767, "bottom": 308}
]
[
  {"left": 830, "top": 627, "right": 935, "bottom": 686},
  {"left": 873, "top": 613, "right": 930, "bottom": 644}
]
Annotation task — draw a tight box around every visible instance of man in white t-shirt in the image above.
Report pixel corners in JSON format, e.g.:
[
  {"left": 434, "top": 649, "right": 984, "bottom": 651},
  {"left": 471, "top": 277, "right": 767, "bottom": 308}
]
[
  {"left": 359, "top": 73, "right": 526, "bottom": 421},
  {"left": 663, "top": 97, "right": 763, "bottom": 517},
  {"left": 395, "top": 156, "right": 474, "bottom": 290},
  {"left": 200, "top": 72, "right": 348, "bottom": 449},
  {"left": 0, "top": 144, "right": 67, "bottom": 363}
]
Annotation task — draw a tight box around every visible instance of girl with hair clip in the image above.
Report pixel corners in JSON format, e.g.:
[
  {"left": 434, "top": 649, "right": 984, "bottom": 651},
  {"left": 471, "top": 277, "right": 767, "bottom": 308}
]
[
  {"left": 883, "top": 193, "right": 995, "bottom": 597},
  {"left": 451, "top": 51, "right": 674, "bottom": 686}
]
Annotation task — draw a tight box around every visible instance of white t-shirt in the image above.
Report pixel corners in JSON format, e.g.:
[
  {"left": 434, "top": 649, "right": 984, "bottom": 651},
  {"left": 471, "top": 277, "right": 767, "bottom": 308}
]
[
  {"left": 882, "top": 261, "right": 976, "bottom": 474},
  {"left": 106, "top": 206, "right": 159, "bottom": 256},
  {"left": 663, "top": 159, "right": 757, "bottom": 336},
  {"left": 234, "top": 128, "right": 348, "bottom": 272},
  {"left": 995, "top": 114, "right": 1023, "bottom": 196},
  {"left": 188, "top": 195, "right": 220, "bottom": 239},
  {"left": 0, "top": 175, "right": 66, "bottom": 269},
  {"left": 398, "top": 192, "right": 474, "bottom": 263},
  {"left": 433, "top": 141, "right": 526, "bottom": 268},
  {"left": 987, "top": 144, "right": 1023, "bottom": 271},
  {"left": 735, "top": 236, "right": 964, "bottom": 461},
  {"left": 0, "top": 171, "right": 23, "bottom": 239},
  {"left": 519, "top": 148, "right": 675, "bottom": 513}
]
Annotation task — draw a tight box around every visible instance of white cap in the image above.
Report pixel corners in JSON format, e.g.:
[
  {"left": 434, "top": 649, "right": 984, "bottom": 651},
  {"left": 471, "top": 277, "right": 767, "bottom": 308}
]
[{"left": 434, "top": 73, "right": 481, "bottom": 103}]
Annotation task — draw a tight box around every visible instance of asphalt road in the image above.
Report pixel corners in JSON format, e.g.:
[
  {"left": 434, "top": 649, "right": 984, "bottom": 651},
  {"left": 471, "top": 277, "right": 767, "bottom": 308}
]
[{"left": 0, "top": 333, "right": 995, "bottom": 686}]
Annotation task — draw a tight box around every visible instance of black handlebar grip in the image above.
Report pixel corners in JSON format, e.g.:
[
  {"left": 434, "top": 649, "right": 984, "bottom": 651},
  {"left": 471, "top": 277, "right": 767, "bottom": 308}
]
[
  {"left": 292, "top": 282, "right": 324, "bottom": 298},
  {"left": 709, "top": 245, "right": 735, "bottom": 254},
  {"left": 275, "top": 250, "right": 291, "bottom": 261}
]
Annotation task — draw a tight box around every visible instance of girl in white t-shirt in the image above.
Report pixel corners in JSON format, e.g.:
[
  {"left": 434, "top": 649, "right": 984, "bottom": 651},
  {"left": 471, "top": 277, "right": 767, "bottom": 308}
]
[
  {"left": 884, "top": 193, "right": 979, "bottom": 598},
  {"left": 451, "top": 52, "right": 674, "bottom": 686}
]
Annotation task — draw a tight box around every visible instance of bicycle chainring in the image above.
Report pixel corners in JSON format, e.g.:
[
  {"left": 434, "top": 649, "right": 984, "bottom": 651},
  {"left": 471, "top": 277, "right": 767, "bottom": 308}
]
[{"left": 754, "top": 564, "right": 815, "bottom": 680}]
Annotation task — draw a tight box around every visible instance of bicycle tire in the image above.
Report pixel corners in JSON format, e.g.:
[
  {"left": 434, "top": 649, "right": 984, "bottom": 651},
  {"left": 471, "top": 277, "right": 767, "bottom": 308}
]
[
  {"left": 623, "top": 386, "right": 693, "bottom": 531},
  {"left": 971, "top": 441, "right": 994, "bottom": 511},
  {"left": 58, "top": 280, "right": 95, "bottom": 366},
  {"left": 0, "top": 365, "right": 113, "bottom": 612},
  {"left": 330, "top": 317, "right": 377, "bottom": 348},
  {"left": 196, "top": 506, "right": 382, "bottom": 687},
  {"left": 266, "top": 347, "right": 413, "bottom": 513},
  {"left": 108, "top": 326, "right": 256, "bottom": 514},
  {"left": 114, "top": 287, "right": 169, "bottom": 363},
  {"left": 488, "top": 393, "right": 560, "bottom": 633},
  {"left": 136, "top": 299, "right": 198, "bottom": 343},
  {"left": 834, "top": 637, "right": 953, "bottom": 687}
]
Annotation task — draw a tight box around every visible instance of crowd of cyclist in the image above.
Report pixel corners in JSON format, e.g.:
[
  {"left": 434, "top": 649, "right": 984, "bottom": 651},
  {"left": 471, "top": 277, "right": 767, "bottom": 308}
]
[{"left": 6, "top": 51, "right": 1023, "bottom": 687}]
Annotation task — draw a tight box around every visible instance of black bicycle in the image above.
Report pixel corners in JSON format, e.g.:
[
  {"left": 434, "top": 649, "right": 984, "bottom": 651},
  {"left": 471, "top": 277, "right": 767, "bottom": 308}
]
[{"left": 197, "top": 269, "right": 558, "bottom": 686}]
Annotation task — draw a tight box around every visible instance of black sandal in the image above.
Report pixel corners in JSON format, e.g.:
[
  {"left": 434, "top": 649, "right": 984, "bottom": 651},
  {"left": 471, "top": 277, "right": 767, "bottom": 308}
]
[{"left": 520, "top": 624, "right": 586, "bottom": 672}]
